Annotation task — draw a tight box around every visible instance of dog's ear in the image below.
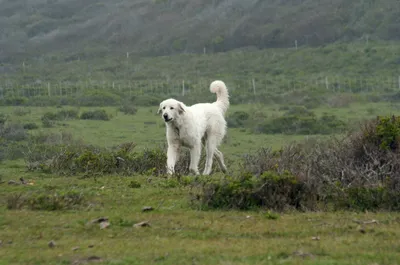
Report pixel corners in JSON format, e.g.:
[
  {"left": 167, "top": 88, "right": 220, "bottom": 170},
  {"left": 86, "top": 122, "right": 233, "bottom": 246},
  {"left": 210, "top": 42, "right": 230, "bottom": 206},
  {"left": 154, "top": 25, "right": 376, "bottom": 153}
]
[
  {"left": 178, "top": 103, "right": 185, "bottom": 114},
  {"left": 157, "top": 104, "right": 162, "bottom": 115}
]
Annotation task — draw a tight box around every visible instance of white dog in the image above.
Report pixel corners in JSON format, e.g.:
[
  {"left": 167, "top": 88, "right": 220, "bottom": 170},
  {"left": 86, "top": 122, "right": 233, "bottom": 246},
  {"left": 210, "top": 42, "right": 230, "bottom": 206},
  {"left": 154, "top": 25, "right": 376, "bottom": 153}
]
[{"left": 158, "top": 80, "right": 229, "bottom": 175}]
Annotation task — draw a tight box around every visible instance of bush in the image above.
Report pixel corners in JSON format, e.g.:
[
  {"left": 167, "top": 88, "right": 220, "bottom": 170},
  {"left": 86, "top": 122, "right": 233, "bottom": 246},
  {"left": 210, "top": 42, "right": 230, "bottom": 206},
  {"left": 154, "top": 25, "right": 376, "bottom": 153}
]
[
  {"left": 76, "top": 89, "right": 122, "bottom": 106},
  {"left": 191, "top": 171, "right": 310, "bottom": 210},
  {"left": 227, "top": 111, "right": 250, "bottom": 128},
  {"left": 132, "top": 94, "right": 163, "bottom": 106},
  {"left": 40, "top": 109, "right": 79, "bottom": 127},
  {"left": 23, "top": 122, "right": 39, "bottom": 130},
  {"left": 7, "top": 190, "right": 85, "bottom": 211},
  {"left": 1, "top": 97, "right": 28, "bottom": 106},
  {"left": 0, "top": 118, "right": 28, "bottom": 160},
  {"left": 365, "top": 115, "right": 400, "bottom": 151},
  {"left": 256, "top": 107, "right": 346, "bottom": 135},
  {"left": 118, "top": 104, "right": 137, "bottom": 115},
  {"left": 25, "top": 139, "right": 221, "bottom": 176},
  {"left": 0, "top": 123, "right": 27, "bottom": 141},
  {"left": 13, "top": 108, "right": 31, "bottom": 116},
  {"left": 0, "top": 114, "right": 8, "bottom": 125},
  {"left": 41, "top": 112, "right": 58, "bottom": 127},
  {"left": 56, "top": 109, "right": 79, "bottom": 120},
  {"left": 0, "top": 141, "right": 27, "bottom": 161},
  {"left": 80, "top": 109, "right": 110, "bottom": 120},
  {"left": 192, "top": 115, "right": 400, "bottom": 211}
]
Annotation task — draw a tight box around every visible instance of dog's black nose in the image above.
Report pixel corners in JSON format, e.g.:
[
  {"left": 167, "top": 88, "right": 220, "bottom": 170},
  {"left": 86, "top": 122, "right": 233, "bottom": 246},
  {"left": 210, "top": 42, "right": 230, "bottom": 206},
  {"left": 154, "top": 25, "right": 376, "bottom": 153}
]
[{"left": 163, "top": 114, "right": 168, "bottom": 119}]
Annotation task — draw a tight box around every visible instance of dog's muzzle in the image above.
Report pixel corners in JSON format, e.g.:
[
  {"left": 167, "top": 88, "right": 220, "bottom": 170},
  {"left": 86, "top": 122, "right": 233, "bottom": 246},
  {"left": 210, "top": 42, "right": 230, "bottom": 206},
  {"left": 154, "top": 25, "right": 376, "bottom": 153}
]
[{"left": 163, "top": 114, "right": 172, "bottom": 122}]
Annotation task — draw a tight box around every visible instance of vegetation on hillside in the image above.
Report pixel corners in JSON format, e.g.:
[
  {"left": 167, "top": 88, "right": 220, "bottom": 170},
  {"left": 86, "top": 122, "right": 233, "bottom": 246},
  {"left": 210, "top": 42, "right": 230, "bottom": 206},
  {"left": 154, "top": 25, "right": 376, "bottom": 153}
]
[{"left": 1, "top": 0, "right": 399, "bottom": 62}]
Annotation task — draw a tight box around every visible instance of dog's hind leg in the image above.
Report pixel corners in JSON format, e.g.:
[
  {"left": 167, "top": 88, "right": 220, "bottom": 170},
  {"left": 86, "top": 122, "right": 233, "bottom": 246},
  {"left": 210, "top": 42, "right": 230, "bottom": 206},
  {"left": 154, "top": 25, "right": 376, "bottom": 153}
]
[
  {"left": 203, "top": 139, "right": 217, "bottom": 175},
  {"left": 214, "top": 148, "right": 228, "bottom": 173}
]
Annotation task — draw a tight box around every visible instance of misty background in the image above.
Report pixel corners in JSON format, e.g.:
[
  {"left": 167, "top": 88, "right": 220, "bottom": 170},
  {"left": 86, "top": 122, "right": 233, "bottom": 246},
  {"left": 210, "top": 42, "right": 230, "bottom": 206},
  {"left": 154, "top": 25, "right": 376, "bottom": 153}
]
[
  {"left": 1, "top": 0, "right": 399, "bottom": 60},
  {"left": 0, "top": 0, "right": 399, "bottom": 101}
]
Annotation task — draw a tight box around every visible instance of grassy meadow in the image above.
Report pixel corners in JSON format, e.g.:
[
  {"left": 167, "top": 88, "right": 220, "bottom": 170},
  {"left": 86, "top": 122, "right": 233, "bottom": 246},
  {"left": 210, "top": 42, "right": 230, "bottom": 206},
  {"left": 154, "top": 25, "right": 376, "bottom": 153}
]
[
  {"left": 2, "top": 101, "right": 400, "bottom": 155},
  {"left": 1, "top": 172, "right": 400, "bottom": 265},
  {"left": 1, "top": 100, "right": 400, "bottom": 264}
]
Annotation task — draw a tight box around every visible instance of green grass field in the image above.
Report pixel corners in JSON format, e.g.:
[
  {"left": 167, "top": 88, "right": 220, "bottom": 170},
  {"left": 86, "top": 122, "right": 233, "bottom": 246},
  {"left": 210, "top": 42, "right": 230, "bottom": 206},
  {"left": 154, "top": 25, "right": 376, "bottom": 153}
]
[
  {"left": 1, "top": 102, "right": 400, "bottom": 264},
  {"left": 1, "top": 170, "right": 400, "bottom": 265},
  {"left": 2, "top": 101, "right": 400, "bottom": 155}
]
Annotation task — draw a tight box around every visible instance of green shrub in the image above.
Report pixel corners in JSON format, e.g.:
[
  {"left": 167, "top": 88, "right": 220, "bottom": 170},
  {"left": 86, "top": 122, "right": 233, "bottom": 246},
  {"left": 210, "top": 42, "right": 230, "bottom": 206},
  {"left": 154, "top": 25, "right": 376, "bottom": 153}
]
[
  {"left": 366, "top": 115, "right": 400, "bottom": 151},
  {"left": 191, "top": 115, "right": 400, "bottom": 212},
  {"left": 192, "top": 171, "right": 310, "bottom": 210},
  {"left": 41, "top": 109, "right": 79, "bottom": 126},
  {"left": 76, "top": 89, "right": 122, "bottom": 106},
  {"left": 335, "top": 187, "right": 400, "bottom": 211},
  {"left": 227, "top": 111, "right": 250, "bottom": 128},
  {"left": 256, "top": 107, "right": 346, "bottom": 135},
  {"left": 80, "top": 109, "right": 110, "bottom": 120},
  {"left": 0, "top": 114, "right": 7, "bottom": 125},
  {"left": 25, "top": 138, "right": 222, "bottom": 176},
  {"left": 318, "top": 113, "right": 347, "bottom": 134},
  {"left": 2, "top": 97, "right": 28, "bottom": 106},
  {"left": 128, "top": 180, "right": 141, "bottom": 188},
  {"left": 118, "top": 104, "right": 138, "bottom": 115},
  {"left": 132, "top": 94, "right": 163, "bottom": 106},
  {"left": 0, "top": 118, "right": 28, "bottom": 160},
  {"left": 0, "top": 123, "right": 27, "bottom": 141},
  {"left": 23, "top": 122, "right": 39, "bottom": 130},
  {"left": 13, "top": 108, "right": 31, "bottom": 116},
  {"left": 7, "top": 190, "right": 85, "bottom": 211},
  {"left": 0, "top": 140, "right": 27, "bottom": 161},
  {"left": 56, "top": 109, "right": 79, "bottom": 120},
  {"left": 41, "top": 112, "right": 58, "bottom": 127}
]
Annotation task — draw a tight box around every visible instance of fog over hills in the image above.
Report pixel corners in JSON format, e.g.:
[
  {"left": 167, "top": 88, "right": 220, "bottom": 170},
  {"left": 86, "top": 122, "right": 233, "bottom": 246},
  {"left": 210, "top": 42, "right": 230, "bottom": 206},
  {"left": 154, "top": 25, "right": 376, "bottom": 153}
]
[{"left": 0, "top": 0, "right": 399, "bottom": 61}]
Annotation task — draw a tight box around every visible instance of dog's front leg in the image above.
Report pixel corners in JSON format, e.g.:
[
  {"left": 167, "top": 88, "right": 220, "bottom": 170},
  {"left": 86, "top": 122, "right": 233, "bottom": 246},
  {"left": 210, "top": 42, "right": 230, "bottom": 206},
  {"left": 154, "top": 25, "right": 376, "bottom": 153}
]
[
  {"left": 167, "top": 144, "right": 180, "bottom": 175},
  {"left": 189, "top": 143, "right": 201, "bottom": 175}
]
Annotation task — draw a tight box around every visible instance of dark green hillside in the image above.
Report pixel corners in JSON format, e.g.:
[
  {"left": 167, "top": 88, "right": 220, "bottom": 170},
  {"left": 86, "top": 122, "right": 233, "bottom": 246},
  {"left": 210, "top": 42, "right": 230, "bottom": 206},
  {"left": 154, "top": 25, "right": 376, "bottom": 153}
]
[{"left": 0, "top": 0, "right": 399, "bottom": 61}]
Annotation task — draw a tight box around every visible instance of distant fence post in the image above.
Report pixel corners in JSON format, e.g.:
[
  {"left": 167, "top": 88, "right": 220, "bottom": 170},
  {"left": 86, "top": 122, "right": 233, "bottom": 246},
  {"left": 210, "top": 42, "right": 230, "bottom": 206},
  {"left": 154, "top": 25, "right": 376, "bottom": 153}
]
[
  {"left": 398, "top": 75, "right": 400, "bottom": 90},
  {"left": 47, "top": 82, "right": 51, "bottom": 97},
  {"left": 182, "top": 80, "right": 185, "bottom": 96},
  {"left": 325, "top": 77, "right": 329, "bottom": 90},
  {"left": 252, "top": 78, "right": 256, "bottom": 95}
]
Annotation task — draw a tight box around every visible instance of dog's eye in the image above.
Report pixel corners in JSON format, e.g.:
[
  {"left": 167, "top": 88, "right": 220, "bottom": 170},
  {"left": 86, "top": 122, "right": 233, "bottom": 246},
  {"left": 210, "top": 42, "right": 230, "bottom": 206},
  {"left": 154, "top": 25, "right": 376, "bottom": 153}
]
[
  {"left": 170, "top": 107, "right": 174, "bottom": 110},
  {"left": 163, "top": 107, "right": 166, "bottom": 110}
]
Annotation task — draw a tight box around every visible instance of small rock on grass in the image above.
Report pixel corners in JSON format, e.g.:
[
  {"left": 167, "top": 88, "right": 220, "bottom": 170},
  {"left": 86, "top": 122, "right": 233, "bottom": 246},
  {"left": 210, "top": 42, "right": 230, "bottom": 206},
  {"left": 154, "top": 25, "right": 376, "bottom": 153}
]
[
  {"left": 90, "top": 217, "right": 108, "bottom": 224},
  {"left": 133, "top": 221, "right": 151, "bottom": 228},
  {"left": 142, "top": 206, "right": 154, "bottom": 212},
  {"left": 72, "top": 256, "right": 102, "bottom": 265},
  {"left": 8, "top": 180, "right": 19, "bottom": 185},
  {"left": 48, "top": 240, "right": 56, "bottom": 248},
  {"left": 99, "top": 221, "right": 110, "bottom": 229},
  {"left": 72, "top": 246, "right": 80, "bottom": 251},
  {"left": 292, "top": 250, "right": 314, "bottom": 259},
  {"left": 87, "top": 256, "right": 102, "bottom": 262}
]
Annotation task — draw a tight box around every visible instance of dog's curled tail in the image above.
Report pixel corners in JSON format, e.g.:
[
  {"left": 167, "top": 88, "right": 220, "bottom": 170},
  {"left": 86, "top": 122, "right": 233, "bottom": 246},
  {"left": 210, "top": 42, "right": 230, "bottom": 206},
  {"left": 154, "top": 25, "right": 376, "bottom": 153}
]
[{"left": 210, "top": 80, "right": 229, "bottom": 115}]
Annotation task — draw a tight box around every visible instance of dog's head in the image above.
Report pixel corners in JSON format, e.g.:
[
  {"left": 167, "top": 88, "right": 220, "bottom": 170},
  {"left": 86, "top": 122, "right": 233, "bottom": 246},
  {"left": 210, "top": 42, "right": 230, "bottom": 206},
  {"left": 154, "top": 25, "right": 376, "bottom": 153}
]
[{"left": 157, "top": 99, "right": 186, "bottom": 123}]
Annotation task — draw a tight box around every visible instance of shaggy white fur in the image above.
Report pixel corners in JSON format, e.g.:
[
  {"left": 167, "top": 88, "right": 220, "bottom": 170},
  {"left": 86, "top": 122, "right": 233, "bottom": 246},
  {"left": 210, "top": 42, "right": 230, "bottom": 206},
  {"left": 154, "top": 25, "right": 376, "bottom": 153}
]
[{"left": 158, "top": 80, "right": 230, "bottom": 175}]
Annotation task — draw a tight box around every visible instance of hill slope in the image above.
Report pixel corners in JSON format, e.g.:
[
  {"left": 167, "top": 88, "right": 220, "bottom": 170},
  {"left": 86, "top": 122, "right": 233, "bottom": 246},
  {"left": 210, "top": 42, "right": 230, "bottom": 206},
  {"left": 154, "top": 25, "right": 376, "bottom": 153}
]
[{"left": 1, "top": 0, "right": 399, "bottom": 61}]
